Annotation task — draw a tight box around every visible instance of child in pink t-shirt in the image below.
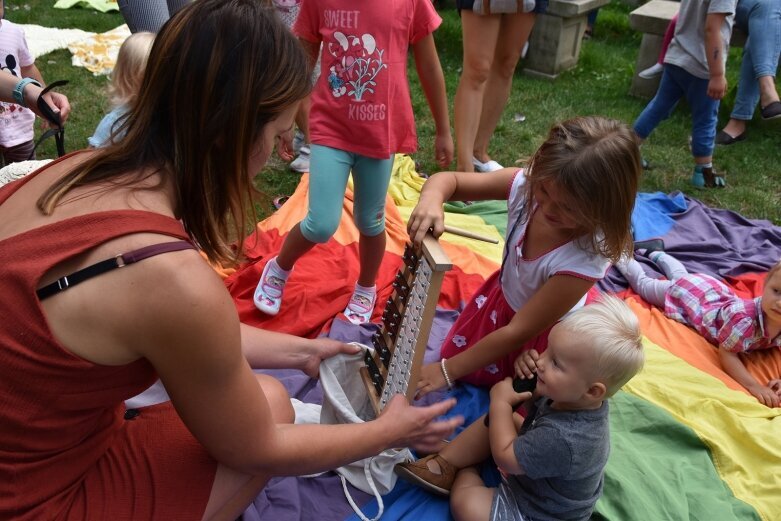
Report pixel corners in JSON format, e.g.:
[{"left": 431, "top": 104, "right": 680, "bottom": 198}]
[
  {"left": 0, "top": 6, "right": 49, "bottom": 164},
  {"left": 255, "top": 0, "right": 454, "bottom": 324}
]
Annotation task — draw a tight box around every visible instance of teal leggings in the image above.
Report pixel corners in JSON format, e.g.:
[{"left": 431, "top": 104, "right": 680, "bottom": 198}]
[{"left": 300, "top": 144, "right": 394, "bottom": 243}]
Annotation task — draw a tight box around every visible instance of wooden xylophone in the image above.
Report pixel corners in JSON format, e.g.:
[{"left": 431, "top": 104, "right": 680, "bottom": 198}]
[{"left": 360, "top": 234, "right": 452, "bottom": 415}]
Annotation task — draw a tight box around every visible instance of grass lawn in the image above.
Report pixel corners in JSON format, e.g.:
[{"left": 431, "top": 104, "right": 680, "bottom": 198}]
[{"left": 20, "top": 0, "right": 781, "bottom": 223}]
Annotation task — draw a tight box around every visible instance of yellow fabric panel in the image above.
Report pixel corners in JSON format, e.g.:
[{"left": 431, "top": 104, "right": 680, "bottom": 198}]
[{"left": 624, "top": 337, "right": 781, "bottom": 521}]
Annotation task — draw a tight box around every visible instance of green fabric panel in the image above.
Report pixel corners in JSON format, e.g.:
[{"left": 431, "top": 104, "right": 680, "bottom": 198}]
[
  {"left": 443, "top": 200, "right": 508, "bottom": 239},
  {"left": 594, "top": 392, "right": 760, "bottom": 521}
]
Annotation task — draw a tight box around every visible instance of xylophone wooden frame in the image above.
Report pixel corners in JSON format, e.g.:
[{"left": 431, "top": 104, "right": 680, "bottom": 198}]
[{"left": 360, "top": 233, "right": 452, "bottom": 416}]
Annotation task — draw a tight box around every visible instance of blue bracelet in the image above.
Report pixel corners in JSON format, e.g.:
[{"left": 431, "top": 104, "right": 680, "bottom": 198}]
[{"left": 12, "top": 77, "right": 42, "bottom": 107}]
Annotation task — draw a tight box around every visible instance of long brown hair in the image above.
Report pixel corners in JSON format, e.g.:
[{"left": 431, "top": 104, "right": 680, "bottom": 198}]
[
  {"left": 517, "top": 116, "right": 641, "bottom": 263},
  {"left": 38, "top": 0, "right": 311, "bottom": 264}
]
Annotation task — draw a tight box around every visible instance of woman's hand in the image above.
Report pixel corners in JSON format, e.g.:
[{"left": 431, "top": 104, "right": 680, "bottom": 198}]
[
  {"left": 514, "top": 349, "right": 539, "bottom": 379},
  {"left": 379, "top": 395, "right": 462, "bottom": 453},
  {"left": 300, "top": 338, "right": 361, "bottom": 378},
  {"left": 415, "top": 361, "right": 448, "bottom": 399},
  {"left": 407, "top": 194, "right": 445, "bottom": 247}
]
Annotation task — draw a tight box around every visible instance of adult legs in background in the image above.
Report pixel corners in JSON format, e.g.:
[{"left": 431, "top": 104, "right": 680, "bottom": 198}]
[
  {"left": 454, "top": 10, "right": 502, "bottom": 171},
  {"left": 118, "top": 0, "right": 190, "bottom": 33},
  {"left": 471, "top": 12, "right": 536, "bottom": 169},
  {"left": 720, "top": 0, "right": 781, "bottom": 141}
]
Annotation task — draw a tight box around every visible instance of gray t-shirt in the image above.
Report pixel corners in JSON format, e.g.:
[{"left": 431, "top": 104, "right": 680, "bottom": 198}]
[
  {"left": 664, "top": 0, "right": 736, "bottom": 79},
  {"left": 506, "top": 398, "right": 610, "bottom": 521}
]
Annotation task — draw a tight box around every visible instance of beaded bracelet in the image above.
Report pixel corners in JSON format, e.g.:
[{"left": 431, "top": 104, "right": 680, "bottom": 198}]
[{"left": 440, "top": 358, "right": 454, "bottom": 390}]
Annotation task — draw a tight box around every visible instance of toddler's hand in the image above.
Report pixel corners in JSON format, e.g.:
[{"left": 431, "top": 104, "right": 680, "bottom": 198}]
[
  {"left": 514, "top": 350, "right": 539, "bottom": 380},
  {"left": 490, "top": 377, "right": 532, "bottom": 407},
  {"left": 749, "top": 384, "right": 780, "bottom": 408}
]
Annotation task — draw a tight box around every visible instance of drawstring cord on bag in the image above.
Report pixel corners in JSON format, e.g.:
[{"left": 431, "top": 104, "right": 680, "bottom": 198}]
[{"left": 341, "top": 457, "right": 384, "bottom": 521}]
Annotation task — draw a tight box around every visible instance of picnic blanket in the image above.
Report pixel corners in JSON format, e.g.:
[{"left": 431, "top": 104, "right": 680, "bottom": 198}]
[
  {"left": 54, "top": 0, "right": 119, "bottom": 13},
  {"left": 224, "top": 155, "right": 781, "bottom": 521}
]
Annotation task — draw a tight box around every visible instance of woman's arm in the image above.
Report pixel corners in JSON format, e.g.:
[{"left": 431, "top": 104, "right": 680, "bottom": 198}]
[
  {"left": 718, "top": 348, "right": 779, "bottom": 407},
  {"left": 412, "top": 33, "right": 453, "bottom": 169},
  {"left": 408, "top": 168, "right": 518, "bottom": 245},
  {"left": 240, "top": 323, "right": 360, "bottom": 377},
  {"left": 132, "top": 256, "right": 462, "bottom": 475},
  {"left": 417, "top": 274, "right": 594, "bottom": 396}
]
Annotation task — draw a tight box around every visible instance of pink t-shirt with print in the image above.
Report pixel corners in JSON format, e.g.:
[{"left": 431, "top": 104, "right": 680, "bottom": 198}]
[
  {"left": 294, "top": 0, "right": 441, "bottom": 159},
  {"left": 0, "top": 20, "right": 35, "bottom": 147}
]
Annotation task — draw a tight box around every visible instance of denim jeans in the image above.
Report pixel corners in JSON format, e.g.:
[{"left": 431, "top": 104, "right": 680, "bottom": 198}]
[
  {"left": 634, "top": 64, "right": 720, "bottom": 158},
  {"left": 731, "top": 0, "right": 781, "bottom": 120}
]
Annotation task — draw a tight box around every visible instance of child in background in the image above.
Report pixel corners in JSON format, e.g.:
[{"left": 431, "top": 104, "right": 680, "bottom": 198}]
[
  {"left": 408, "top": 116, "right": 640, "bottom": 397},
  {"left": 632, "top": 0, "right": 736, "bottom": 188},
  {"left": 638, "top": 14, "right": 678, "bottom": 79},
  {"left": 617, "top": 252, "right": 781, "bottom": 407},
  {"left": 0, "top": 3, "right": 53, "bottom": 164},
  {"left": 255, "top": 0, "right": 454, "bottom": 324},
  {"left": 397, "top": 297, "right": 645, "bottom": 521},
  {"left": 271, "top": 0, "right": 317, "bottom": 173},
  {"left": 88, "top": 32, "right": 155, "bottom": 148}
]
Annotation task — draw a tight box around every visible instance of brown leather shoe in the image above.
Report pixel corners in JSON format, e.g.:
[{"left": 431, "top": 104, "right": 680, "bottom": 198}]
[{"left": 395, "top": 454, "right": 456, "bottom": 496}]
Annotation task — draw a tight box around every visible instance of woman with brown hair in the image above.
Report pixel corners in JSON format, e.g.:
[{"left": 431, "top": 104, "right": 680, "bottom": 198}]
[{"left": 0, "top": 1, "right": 461, "bottom": 519}]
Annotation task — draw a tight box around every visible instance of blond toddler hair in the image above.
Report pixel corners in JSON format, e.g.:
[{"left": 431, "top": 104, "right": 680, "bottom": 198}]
[
  {"left": 108, "top": 32, "right": 155, "bottom": 108},
  {"left": 558, "top": 295, "right": 645, "bottom": 396}
]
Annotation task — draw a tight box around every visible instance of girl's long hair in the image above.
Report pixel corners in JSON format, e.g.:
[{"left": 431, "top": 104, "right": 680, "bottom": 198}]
[
  {"left": 516, "top": 116, "right": 641, "bottom": 263},
  {"left": 38, "top": 0, "right": 311, "bottom": 265}
]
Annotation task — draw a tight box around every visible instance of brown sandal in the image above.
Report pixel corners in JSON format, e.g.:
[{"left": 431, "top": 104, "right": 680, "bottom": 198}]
[{"left": 395, "top": 454, "right": 457, "bottom": 496}]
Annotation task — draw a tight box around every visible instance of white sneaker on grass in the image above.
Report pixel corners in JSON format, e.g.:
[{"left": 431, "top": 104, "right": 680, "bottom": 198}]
[
  {"left": 471, "top": 156, "right": 503, "bottom": 173},
  {"left": 639, "top": 63, "right": 663, "bottom": 79},
  {"left": 290, "top": 145, "right": 311, "bottom": 173}
]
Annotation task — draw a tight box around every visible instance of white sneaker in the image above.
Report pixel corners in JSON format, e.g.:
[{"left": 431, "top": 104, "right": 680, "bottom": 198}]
[
  {"left": 638, "top": 63, "right": 664, "bottom": 80},
  {"left": 290, "top": 145, "right": 311, "bottom": 173},
  {"left": 291, "top": 130, "right": 305, "bottom": 154},
  {"left": 254, "top": 258, "right": 289, "bottom": 315},
  {"left": 472, "top": 156, "right": 504, "bottom": 173},
  {"left": 343, "top": 285, "right": 377, "bottom": 325}
]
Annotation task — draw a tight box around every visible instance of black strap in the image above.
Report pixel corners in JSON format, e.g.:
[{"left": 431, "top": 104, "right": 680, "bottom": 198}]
[
  {"left": 37, "top": 240, "right": 195, "bottom": 301},
  {"left": 29, "top": 80, "right": 69, "bottom": 159}
]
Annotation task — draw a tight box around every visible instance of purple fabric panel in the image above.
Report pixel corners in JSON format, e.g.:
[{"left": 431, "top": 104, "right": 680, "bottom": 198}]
[
  {"left": 244, "top": 309, "right": 460, "bottom": 520},
  {"left": 601, "top": 194, "right": 781, "bottom": 293}
]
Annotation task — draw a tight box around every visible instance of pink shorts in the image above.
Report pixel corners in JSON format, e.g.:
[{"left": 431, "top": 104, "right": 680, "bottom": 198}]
[{"left": 441, "top": 270, "right": 552, "bottom": 387}]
